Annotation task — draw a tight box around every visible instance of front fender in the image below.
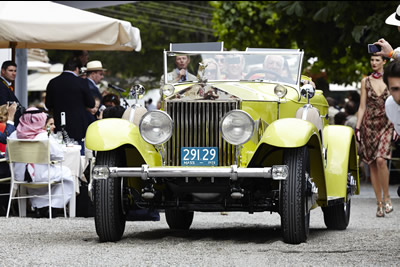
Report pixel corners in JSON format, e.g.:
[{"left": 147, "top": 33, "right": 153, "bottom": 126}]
[
  {"left": 324, "top": 125, "right": 360, "bottom": 199},
  {"left": 250, "top": 118, "right": 327, "bottom": 204},
  {"left": 85, "top": 118, "right": 161, "bottom": 167},
  {"left": 261, "top": 118, "right": 320, "bottom": 148}
]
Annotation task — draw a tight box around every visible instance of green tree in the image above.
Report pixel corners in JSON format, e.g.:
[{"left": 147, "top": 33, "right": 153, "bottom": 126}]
[
  {"left": 211, "top": 1, "right": 400, "bottom": 86},
  {"left": 48, "top": 1, "right": 216, "bottom": 92}
]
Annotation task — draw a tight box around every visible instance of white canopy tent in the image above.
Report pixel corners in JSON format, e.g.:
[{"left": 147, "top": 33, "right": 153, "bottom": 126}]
[
  {"left": 0, "top": 1, "right": 141, "bottom": 106},
  {"left": 28, "top": 63, "right": 63, "bottom": 92},
  {"left": 0, "top": 1, "right": 141, "bottom": 52}
]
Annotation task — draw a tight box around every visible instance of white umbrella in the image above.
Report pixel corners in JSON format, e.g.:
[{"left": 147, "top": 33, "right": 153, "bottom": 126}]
[
  {"left": 0, "top": 1, "right": 141, "bottom": 52},
  {"left": 0, "top": 1, "right": 141, "bottom": 107}
]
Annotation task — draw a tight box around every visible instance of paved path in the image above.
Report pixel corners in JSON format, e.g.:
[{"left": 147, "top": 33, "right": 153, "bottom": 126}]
[{"left": 0, "top": 182, "right": 399, "bottom": 266}]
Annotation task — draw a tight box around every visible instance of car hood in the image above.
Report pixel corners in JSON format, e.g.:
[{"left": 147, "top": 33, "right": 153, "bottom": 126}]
[{"left": 168, "top": 82, "right": 300, "bottom": 102}]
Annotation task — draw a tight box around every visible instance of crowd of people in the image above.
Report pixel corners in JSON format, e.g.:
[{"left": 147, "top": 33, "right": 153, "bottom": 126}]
[
  {"left": 0, "top": 50, "right": 160, "bottom": 218},
  {"left": 2, "top": 5, "right": 400, "bottom": 219}
]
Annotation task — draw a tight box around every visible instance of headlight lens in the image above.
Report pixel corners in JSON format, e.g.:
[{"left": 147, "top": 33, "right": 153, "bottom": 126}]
[
  {"left": 220, "top": 110, "right": 254, "bottom": 145},
  {"left": 161, "top": 84, "right": 175, "bottom": 97},
  {"left": 274, "top": 84, "right": 287, "bottom": 98},
  {"left": 139, "top": 111, "right": 173, "bottom": 145}
]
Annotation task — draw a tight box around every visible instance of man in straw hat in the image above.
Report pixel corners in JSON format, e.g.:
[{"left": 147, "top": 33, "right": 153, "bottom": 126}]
[
  {"left": 86, "top": 60, "right": 106, "bottom": 102},
  {"left": 374, "top": 5, "right": 400, "bottom": 59}
]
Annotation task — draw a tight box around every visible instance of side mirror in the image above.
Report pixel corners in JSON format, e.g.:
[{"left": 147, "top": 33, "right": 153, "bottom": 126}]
[
  {"left": 130, "top": 84, "right": 146, "bottom": 106},
  {"left": 131, "top": 84, "right": 145, "bottom": 96},
  {"left": 300, "top": 84, "right": 315, "bottom": 103}
]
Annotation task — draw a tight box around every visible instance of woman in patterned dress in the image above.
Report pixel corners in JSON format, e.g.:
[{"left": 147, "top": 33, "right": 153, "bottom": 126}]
[{"left": 355, "top": 55, "right": 396, "bottom": 217}]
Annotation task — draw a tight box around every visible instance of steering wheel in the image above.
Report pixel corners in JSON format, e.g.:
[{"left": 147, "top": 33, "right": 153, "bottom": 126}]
[{"left": 244, "top": 69, "right": 283, "bottom": 81}]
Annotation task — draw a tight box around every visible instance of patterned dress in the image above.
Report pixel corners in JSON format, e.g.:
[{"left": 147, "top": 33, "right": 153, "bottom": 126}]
[{"left": 360, "top": 77, "right": 394, "bottom": 165}]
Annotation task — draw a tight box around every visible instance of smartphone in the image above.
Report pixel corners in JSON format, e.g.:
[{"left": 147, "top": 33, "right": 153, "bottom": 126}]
[{"left": 368, "top": 44, "right": 381, "bottom": 53}]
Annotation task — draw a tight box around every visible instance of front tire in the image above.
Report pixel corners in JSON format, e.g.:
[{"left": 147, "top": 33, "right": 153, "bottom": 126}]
[
  {"left": 94, "top": 149, "right": 126, "bottom": 242},
  {"left": 280, "top": 146, "right": 310, "bottom": 244},
  {"left": 322, "top": 195, "right": 351, "bottom": 230},
  {"left": 165, "top": 209, "right": 194, "bottom": 230}
]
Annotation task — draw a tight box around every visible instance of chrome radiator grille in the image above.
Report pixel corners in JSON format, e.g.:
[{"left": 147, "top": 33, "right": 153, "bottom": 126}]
[{"left": 165, "top": 100, "right": 239, "bottom": 166}]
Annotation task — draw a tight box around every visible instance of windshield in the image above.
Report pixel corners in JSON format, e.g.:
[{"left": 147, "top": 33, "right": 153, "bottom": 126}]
[{"left": 164, "top": 50, "right": 303, "bottom": 86}]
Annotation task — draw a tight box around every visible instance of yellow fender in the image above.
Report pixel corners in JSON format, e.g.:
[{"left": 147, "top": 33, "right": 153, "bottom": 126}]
[
  {"left": 323, "top": 125, "right": 360, "bottom": 199},
  {"left": 85, "top": 118, "right": 161, "bottom": 167},
  {"left": 261, "top": 118, "right": 319, "bottom": 148},
  {"left": 253, "top": 118, "right": 327, "bottom": 204}
]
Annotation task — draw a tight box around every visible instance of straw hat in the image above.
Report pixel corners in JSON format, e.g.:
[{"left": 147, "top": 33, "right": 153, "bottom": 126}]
[
  {"left": 86, "top": 60, "right": 106, "bottom": 71},
  {"left": 386, "top": 5, "right": 400, "bottom": 26}
]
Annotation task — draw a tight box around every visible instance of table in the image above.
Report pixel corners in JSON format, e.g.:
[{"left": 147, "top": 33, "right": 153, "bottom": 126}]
[{"left": 62, "top": 144, "right": 85, "bottom": 218}]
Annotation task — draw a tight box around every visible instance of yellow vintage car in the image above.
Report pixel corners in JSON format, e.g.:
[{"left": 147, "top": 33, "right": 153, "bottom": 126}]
[{"left": 86, "top": 44, "right": 359, "bottom": 244}]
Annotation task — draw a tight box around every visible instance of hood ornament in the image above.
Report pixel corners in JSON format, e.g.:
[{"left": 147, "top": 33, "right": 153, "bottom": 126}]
[{"left": 197, "top": 62, "right": 208, "bottom": 83}]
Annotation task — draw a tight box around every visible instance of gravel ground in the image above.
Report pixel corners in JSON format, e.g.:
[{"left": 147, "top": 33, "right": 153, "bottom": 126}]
[{"left": 0, "top": 184, "right": 399, "bottom": 266}]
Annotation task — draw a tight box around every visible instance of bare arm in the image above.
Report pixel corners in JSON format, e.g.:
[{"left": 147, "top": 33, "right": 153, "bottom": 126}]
[{"left": 356, "top": 78, "right": 367, "bottom": 128}]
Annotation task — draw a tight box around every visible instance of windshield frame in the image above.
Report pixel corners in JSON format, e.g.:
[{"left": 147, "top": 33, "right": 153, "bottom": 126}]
[{"left": 163, "top": 50, "right": 304, "bottom": 89}]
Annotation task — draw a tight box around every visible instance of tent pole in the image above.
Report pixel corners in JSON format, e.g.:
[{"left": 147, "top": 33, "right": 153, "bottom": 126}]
[{"left": 9, "top": 42, "right": 17, "bottom": 90}]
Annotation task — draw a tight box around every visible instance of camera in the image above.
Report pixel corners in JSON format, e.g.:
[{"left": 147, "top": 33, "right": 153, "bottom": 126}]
[
  {"left": 368, "top": 44, "right": 381, "bottom": 54},
  {"left": 7, "top": 101, "right": 17, "bottom": 106},
  {"left": 99, "top": 105, "right": 106, "bottom": 112}
]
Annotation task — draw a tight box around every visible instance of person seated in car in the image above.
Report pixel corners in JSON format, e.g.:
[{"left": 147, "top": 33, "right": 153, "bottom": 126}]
[
  {"left": 225, "top": 55, "right": 245, "bottom": 80},
  {"left": 263, "top": 55, "right": 295, "bottom": 84},
  {"left": 160, "top": 55, "right": 197, "bottom": 87}
]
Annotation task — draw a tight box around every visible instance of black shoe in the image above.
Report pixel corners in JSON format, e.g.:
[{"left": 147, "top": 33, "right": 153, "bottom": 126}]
[
  {"left": 39, "top": 207, "right": 49, "bottom": 218},
  {"left": 34, "top": 207, "right": 49, "bottom": 218},
  {"left": 51, "top": 208, "right": 65, "bottom": 218},
  {"left": 34, "top": 208, "right": 41, "bottom": 218},
  {"left": 397, "top": 185, "right": 400, "bottom": 197}
]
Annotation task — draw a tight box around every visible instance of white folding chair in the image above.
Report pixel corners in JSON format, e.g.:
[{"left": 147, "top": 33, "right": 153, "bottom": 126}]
[{"left": 6, "top": 138, "right": 67, "bottom": 219}]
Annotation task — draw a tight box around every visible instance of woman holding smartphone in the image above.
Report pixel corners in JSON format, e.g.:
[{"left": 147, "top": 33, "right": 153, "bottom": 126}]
[{"left": 355, "top": 55, "right": 396, "bottom": 217}]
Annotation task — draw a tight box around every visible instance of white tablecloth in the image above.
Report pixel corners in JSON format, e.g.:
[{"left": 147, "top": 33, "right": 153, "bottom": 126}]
[
  {"left": 62, "top": 144, "right": 85, "bottom": 218},
  {"left": 62, "top": 145, "right": 82, "bottom": 193}
]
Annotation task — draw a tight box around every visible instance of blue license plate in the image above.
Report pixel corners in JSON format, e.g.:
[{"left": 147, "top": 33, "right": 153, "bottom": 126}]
[{"left": 181, "top": 147, "right": 218, "bottom": 166}]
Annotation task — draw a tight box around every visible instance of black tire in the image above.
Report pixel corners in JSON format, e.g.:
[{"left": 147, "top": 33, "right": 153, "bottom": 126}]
[
  {"left": 94, "top": 149, "right": 126, "bottom": 242},
  {"left": 322, "top": 195, "right": 351, "bottom": 230},
  {"left": 165, "top": 209, "right": 194, "bottom": 230},
  {"left": 280, "top": 146, "right": 310, "bottom": 244}
]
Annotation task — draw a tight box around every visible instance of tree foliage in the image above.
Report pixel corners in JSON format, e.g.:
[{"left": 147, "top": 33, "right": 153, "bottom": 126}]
[
  {"left": 47, "top": 1, "right": 216, "bottom": 92},
  {"left": 210, "top": 1, "right": 400, "bottom": 85}
]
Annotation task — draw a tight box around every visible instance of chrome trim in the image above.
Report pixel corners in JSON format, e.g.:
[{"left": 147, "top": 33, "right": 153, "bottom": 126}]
[
  {"left": 99, "top": 164, "right": 278, "bottom": 180},
  {"left": 301, "top": 104, "right": 313, "bottom": 121},
  {"left": 165, "top": 100, "right": 238, "bottom": 166}
]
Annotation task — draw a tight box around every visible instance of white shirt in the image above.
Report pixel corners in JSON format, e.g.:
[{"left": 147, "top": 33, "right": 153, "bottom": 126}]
[
  {"left": 6, "top": 131, "right": 74, "bottom": 208},
  {"left": 385, "top": 95, "right": 400, "bottom": 135},
  {"left": 0, "top": 76, "right": 11, "bottom": 86}
]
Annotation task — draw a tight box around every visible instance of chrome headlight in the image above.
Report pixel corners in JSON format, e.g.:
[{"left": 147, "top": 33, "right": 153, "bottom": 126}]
[
  {"left": 139, "top": 111, "right": 173, "bottom": 145},
  {"left": 161, "top": 84, "right": 174, "bottom": 97},
  {"left": 274, "top": 84, "right": 287, "bottom": 98},
  {"left": 220, "top": 110, "right": 254, "bottom": 145}
]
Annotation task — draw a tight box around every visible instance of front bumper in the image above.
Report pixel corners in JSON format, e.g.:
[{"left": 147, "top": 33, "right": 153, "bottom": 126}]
[{"left": 92, "top": 164, "right": 289, "bottom": 181}]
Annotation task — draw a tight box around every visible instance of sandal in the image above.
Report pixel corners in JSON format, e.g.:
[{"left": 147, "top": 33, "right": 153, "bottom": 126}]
[
  {"left": 376, "top": 201, "right": 385, "bottom": 217},
  {"left": 384, "top": 197, "right": 393, "bottom": 214}
]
